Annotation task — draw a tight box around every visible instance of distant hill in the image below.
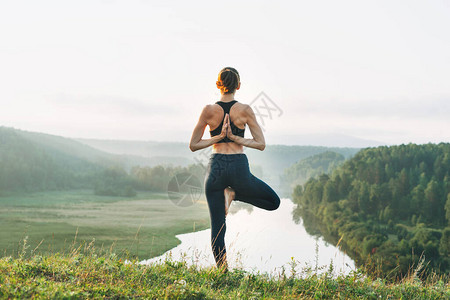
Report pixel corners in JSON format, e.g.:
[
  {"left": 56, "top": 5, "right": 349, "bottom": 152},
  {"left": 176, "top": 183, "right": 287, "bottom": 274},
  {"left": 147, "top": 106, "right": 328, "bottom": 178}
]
[
  {"left": 0, "top": 127, "right": 157, "bottom": 194},
  {"left": 267, "top": 133, "right": 386, "bottom": 148},
  {"left": 16, "top": 128, "right": 120, "bottom": 166},
  {"left": 281, "top": 151, "right": 346, "bottom": 190},
  {"left": 0, "top": 127, "right": 108, "bottom": 193},
  {"left": 246, "top": 145, "right": 357, "bottom": 187},
  {"left": 76, "top": 138, "right": 192, "bottom": 167},
  {"left": 76, "top": 138, "right": 360, "bottom": 194},
  {"left": 0, "top": 126, "right": 360, "bottom": 195},
  {"left": 76, "top": 138, "right": 191, "bottom": 158}
]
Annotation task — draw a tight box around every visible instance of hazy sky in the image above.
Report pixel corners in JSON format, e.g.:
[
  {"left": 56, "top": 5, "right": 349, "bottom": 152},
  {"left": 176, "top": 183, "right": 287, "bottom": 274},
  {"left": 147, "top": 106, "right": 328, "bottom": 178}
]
[{"left": 1, "top": 0, "right": 449, "bottom": 146}]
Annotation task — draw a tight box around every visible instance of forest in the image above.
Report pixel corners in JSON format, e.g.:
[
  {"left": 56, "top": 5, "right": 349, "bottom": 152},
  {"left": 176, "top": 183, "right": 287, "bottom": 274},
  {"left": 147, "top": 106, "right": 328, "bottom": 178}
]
[{"left": 293, "top": 143, "right": 450, "bottom": 278}]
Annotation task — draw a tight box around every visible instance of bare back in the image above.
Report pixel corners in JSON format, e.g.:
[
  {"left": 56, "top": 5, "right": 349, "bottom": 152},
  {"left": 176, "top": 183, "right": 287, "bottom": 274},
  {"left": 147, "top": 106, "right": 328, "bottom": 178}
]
[
  {"left": 190, "top": 98, "right": 265, "bottom": 153},
  {"left": 206, "top": 101, "right": 248, "bottom": 154}
]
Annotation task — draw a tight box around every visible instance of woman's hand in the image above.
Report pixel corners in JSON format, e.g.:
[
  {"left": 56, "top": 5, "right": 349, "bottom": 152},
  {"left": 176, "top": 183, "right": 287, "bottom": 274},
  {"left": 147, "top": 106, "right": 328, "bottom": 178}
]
[
  {"left": 225, "top": 105, "right": 265, "bottom": 151},
  {"left": 226, "top": 114, "right": 236, "bottom": 141},
  {"left": 219, "top": 114, "right": 229, "bottom": 140}
]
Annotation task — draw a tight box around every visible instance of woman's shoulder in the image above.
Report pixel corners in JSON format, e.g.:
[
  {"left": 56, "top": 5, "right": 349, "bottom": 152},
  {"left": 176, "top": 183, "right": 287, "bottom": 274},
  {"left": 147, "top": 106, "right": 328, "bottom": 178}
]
[
  {"left": 201, "top": 103, "right": 222, "bottom": 117},
  {"left": 235, "top": 102, "right": 253, "bottom": 114}
]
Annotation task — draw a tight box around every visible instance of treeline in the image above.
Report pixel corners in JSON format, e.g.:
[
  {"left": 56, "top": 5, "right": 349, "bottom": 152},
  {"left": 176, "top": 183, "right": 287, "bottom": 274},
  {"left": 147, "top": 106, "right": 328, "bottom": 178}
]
[
  {"left": 93, "top": 164, "right": 206, "bottom": 197},
  {"left": 129, "top": 164, "right": 205, "bottom": 192},
  {"left": 293, "top": 143, "right": 450, "bottom": 278},
  {"left": 281, "top": 151, "right": 345, "bottom": 189}
]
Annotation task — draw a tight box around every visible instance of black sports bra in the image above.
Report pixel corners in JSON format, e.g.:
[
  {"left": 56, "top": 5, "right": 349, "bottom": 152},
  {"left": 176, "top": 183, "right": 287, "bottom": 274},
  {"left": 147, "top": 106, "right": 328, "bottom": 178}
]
[{"left": 209, "top": 100, "right": 245, "bottom": 143}]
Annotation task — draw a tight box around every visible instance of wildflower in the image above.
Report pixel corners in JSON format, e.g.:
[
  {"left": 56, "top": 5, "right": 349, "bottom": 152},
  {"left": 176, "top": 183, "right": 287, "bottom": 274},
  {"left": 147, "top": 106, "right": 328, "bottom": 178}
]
[{"left": 175, "top": 279, "right": 186, "bottom": 287}]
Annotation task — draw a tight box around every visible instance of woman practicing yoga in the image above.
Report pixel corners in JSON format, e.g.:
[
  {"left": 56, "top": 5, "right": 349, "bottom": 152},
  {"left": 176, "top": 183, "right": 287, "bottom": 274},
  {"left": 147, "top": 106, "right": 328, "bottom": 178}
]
[{"left": 189, "top": 67, "right": 280, "bottom": 269}]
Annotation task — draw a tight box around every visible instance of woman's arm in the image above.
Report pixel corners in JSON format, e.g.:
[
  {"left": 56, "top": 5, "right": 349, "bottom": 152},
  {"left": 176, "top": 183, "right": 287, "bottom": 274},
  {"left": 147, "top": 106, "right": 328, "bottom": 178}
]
[
  {"left": 227, "top": 105, "right": 266, "bottom": 151},
  {"left": 189, "top": 106, "right": 228, "bottom": 152}
]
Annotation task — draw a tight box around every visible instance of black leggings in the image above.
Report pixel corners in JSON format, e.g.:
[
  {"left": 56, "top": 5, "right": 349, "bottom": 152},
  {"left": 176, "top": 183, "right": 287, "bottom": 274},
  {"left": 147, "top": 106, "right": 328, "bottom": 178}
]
[{"left": 204, "top": 153, "right": 280, "bottom": 267}]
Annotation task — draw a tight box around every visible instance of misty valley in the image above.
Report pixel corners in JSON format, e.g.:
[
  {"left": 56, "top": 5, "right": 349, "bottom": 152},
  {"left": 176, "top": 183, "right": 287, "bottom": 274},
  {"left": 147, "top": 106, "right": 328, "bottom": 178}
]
[{"left": 0, "top": 126, "right": 449, "bottom": 280}]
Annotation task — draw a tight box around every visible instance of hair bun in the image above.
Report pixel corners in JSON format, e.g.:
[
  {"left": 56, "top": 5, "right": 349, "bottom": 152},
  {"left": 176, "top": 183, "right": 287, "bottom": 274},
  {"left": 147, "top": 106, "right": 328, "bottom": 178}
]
[{"left": 216, "top": 67, "right": 239, "bottom": 94}]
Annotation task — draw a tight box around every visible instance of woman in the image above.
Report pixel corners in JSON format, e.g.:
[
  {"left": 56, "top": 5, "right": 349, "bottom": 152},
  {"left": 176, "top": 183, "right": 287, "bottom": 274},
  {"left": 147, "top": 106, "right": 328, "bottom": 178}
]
[{"left": 189, "top": 67, "right": 280, "bottom": 270}]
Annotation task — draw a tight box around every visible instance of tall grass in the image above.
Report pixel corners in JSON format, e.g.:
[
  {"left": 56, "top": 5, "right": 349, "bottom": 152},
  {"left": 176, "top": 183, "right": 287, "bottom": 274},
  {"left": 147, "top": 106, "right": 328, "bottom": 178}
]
[{"left": 1, "top": 233, "right": 448, "bottom": 299}]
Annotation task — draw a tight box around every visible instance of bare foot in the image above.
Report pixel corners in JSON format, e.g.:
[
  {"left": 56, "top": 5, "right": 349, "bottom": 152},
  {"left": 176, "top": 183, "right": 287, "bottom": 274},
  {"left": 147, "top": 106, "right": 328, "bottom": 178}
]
[{"left": 224, "top": 187, "right": 235, "bottom": 217}]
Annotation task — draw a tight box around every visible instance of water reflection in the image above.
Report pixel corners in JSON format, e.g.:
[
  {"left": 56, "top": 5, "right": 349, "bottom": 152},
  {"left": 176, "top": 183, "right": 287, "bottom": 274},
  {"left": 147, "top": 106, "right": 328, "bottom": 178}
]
[{"left": 141, "top": 199, "right": 355, "bottom": 276}]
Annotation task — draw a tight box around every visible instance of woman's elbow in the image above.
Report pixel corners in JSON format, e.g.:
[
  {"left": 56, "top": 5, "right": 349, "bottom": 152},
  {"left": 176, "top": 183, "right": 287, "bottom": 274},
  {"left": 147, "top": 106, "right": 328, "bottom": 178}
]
[
  {"left": 258, "top": 143, "right": 266, "bottom": 151},
  {"left": 189, "top": 143, "right": 197, "bottom": 152}
]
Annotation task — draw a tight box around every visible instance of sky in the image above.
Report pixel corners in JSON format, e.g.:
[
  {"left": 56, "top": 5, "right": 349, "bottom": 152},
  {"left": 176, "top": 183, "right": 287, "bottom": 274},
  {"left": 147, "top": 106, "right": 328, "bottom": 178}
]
[{"left": 0, "top": 0, "right": 449, "bottom": 147}]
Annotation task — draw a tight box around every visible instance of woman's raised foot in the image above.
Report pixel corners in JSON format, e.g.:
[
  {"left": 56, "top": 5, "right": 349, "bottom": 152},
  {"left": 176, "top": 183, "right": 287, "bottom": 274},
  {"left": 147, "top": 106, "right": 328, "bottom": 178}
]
[{"left": 224, "top": 187, "right": 235, "bottom": 216}]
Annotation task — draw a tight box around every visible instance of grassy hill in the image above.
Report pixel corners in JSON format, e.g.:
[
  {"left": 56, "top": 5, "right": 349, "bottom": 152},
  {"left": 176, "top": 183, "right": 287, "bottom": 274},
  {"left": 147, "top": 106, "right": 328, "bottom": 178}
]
[{"left": 0, "top": 248, "right": 448, "bottom": 299}]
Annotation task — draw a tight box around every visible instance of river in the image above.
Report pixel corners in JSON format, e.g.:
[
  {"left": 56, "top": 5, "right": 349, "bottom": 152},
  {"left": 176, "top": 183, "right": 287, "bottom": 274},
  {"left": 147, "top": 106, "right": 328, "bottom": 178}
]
[{"left": 141, "top": 198, "right": 355, "bottom": 276}]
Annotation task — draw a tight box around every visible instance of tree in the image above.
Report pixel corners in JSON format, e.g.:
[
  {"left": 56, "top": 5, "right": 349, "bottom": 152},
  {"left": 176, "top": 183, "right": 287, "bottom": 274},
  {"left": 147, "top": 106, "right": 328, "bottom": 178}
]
[
  {"left": 445, "top": 193, "right": 450, "bottom": 226},
  {"left": 322, "top": 181, "right": 337, "bottom": 203},
  {"left": 439, "top": 227, "right": 450, "bottom": 256},
  {"left": 425, "top": 179, "right": 442, "bottom": 224},
  {"left": 357, "top": 182, "right": 370, "bottom": 214}
]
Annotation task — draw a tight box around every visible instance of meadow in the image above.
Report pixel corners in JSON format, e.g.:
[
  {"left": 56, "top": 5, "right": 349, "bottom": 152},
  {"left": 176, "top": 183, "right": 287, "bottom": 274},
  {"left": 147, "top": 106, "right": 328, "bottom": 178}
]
[{"left": 0, "top": 190, "right": 210, "bottom": 260}]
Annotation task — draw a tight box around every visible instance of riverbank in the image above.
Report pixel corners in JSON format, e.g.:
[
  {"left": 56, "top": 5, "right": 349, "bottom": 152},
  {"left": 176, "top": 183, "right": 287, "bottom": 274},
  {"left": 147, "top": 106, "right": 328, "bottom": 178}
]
[
  {"left": 143, "top": 199, "right": 356, "bottom": 276},
  {"left": 1, "top": 248, "right": 448, "bottom": 299},
  {"left": 0, "top": 190, "right": 210, "bottom": 259}
]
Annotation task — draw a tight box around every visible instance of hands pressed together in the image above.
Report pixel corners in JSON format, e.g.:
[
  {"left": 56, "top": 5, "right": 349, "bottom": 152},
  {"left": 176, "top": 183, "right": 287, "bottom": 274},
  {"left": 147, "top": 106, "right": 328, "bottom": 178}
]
[{"left": 218, "top": 113, "right": 237, "bottom": 142}]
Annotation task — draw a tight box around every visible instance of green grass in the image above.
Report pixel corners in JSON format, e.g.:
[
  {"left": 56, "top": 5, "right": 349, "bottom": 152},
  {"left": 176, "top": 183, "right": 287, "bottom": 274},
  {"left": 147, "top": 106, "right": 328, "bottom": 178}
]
[
  {"left": 0, "top": 242, "right": 448, "bottom": 299},
  {"left": 0, "top": 190, "right": 210, "bottom": 259}
]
